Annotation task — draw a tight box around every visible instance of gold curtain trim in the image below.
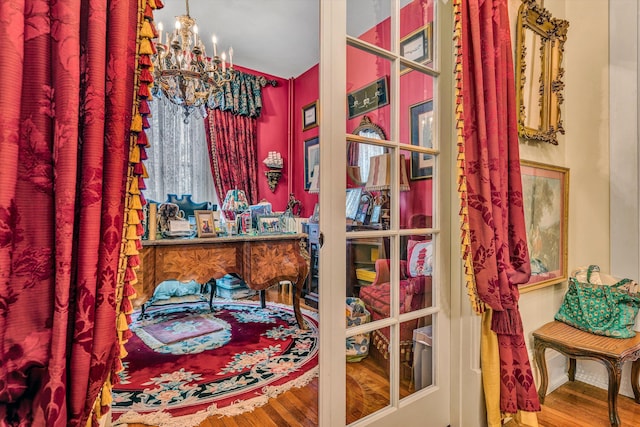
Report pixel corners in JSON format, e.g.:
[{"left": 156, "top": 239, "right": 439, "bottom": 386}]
[
  {"left": 91, "top": 0, "right": 159, "bottom": 424},
  {"left": 453, "top": 0, "right": 485, "bottom": 315}
]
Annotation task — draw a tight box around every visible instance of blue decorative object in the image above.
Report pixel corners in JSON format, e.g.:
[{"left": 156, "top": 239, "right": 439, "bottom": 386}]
[{"left": 166, "top": 194, "right": 214, "bottom": 219}]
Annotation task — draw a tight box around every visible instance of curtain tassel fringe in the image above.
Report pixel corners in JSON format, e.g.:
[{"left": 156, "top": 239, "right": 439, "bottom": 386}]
[
  {"left": 131, "top": 114, "right": 143, "bottom": 132},
  {"left": 140, "top": 21, "right": 155, "bottom": 39}
]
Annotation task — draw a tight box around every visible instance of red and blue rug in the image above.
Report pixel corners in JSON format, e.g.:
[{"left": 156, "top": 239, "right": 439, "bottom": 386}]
[{"left": 111, "top": 300, "right": 319, "bottom": 427}]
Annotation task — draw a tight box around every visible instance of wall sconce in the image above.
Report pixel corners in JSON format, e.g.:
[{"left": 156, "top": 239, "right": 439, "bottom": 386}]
[{"left": 263, "top": 151, "right": 284, "bottom": 192}]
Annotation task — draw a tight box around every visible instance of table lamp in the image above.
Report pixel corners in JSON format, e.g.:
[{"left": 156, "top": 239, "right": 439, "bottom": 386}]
[
  {"left": 221, "top": 189, "right": 250, "bottom": 222},
  {"left": 364, "top": 153, "right": 410, "bottom": 227}
]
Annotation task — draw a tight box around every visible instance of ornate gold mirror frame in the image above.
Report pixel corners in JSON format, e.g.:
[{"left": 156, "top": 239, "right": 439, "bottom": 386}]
[{"left": 515, "top": 0, "right": 569, "bottom": 145}]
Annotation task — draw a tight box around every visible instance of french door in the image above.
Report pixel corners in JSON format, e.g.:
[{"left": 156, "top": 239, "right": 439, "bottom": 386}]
[{"left": 317, "top": 1, "right": 453, "bottom": 425}]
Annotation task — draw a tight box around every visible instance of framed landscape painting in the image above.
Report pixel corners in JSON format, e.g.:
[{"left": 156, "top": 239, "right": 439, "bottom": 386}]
[{"left": 520, "top": 160, "right": 569, "bottom": 291}]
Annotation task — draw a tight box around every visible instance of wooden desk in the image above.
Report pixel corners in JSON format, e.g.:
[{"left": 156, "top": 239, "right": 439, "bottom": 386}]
[
  {"left": 533, "top": 321, "right": 640, "bottom": 427},
  {"left": 135, "top": 234, "right": 310, "bottom": 329}
]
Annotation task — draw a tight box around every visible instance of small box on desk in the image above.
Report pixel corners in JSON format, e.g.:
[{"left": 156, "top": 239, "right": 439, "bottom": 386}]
[{"left": 215, "top": 274, "right": 256, "bottom": 299}]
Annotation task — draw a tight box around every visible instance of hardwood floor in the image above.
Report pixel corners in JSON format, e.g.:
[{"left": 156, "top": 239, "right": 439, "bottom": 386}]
[
  {"left": 121, "top": 289, "right": 640, "bottom": 426},
  {"left": 534, "top": 381, "right": 640, "bottom": 427}
]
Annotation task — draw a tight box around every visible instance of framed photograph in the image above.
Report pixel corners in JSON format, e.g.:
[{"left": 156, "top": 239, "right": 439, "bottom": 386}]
[
  {"left": 304, "top": 137, "right": 319, "bottom": 190},
  {"left": 400, "top": 24, "right": 433, "bottom": 74},
  {"left": 302, "top": 100, "right": 318, "bottom": 131},
  {"left": 195, "top": 210, "right": 217, "bottom": 238},
  {"left": 520, "top": 160, "right": 570, "bottom": 291},
  {"left": 347, "top": 76, "right": 389, "bottom": 119},
  {"left": 410, "top": 100, "right": 434, "bottom": 180},
  {"left": 258, "top": 215, "right": 282, "bottom": 234},
  {"left": 370, "top": 205, "right": 382, "bottom": 224}
]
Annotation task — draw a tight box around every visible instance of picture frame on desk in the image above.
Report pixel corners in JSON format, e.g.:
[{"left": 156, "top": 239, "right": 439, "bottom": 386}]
[
  {"left": 195, "top": 210, "right": 217, "bottom": 238},
  {"left": 258, "top": 215, "right": 282, "bottom": 234},
  {"left": 370, "top": 205, "right": 382, "bottom": 224}
]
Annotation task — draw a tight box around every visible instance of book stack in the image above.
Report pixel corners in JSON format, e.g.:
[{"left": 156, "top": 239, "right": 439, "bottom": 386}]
[{"left": 215, "top": 274, "right": 256, "bottom": 299}]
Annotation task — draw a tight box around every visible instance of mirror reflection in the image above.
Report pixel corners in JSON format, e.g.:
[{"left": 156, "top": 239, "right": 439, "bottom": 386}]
[
  {"left": 515, "top": 0, "right": 569, "bottom": 145},
  {"left": 347, "top": 116, "right": 387, "bottom": 187}
]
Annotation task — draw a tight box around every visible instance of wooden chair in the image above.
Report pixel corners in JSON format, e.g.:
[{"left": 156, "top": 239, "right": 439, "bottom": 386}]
[{"left": 532, "top": 321, "right": 640, "bottom": 427}]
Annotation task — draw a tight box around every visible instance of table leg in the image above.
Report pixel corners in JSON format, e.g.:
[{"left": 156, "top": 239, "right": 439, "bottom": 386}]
[
  {"left": 209, "top": 280, "right": 215, "bottom": 312},
  {"left": 533, "top": 339, "right": 549, "bottom": 404},
  {"left": 260, "top": 289, "right": 266, "bottom": 308},
  {"left": 568, "top": 358, "right": 576, "bottom": 381},
  {"left": 631, "top": 359, "right": 640, "bottom": 404},
  {"left": 292, "top": 278, "right": 308, "bottom": 330},
  {"left": 603, "top": 358, "right": 622, "bottom": 427}
]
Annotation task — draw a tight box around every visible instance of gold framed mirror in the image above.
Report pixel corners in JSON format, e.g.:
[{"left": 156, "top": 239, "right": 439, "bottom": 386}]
[
  {"left": 347, "top": 116, "right": 387, "bottom": 186},
  {"left": 515, "top": 0, "right": 569, "bottom": 145}
]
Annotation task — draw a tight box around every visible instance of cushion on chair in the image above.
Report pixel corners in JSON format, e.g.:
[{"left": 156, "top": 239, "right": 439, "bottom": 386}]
[{"left": 407, "top": 239, "right": 433, "bottom": 277}]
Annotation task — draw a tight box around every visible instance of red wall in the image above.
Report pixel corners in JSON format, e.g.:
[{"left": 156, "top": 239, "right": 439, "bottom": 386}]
[
  {"left": 235, "top": 65, "right": 290, "bottom": 211},
  {"left": 252, "top": 0, "right": 433, "bottom": 221},
  {"left": 292, "top": 65, "right": 320, "bottom": 217}
]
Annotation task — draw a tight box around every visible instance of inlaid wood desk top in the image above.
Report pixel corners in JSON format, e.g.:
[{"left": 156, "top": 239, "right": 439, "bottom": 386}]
[{"left": 136, "top": 233, "right": 310, "bottom": 328}]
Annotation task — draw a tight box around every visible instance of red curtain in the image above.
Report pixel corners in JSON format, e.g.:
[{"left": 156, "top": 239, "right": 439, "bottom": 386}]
[
  {"left": 205, "top": 109, "right": 259, "bottom": 204},
  {"left": 458, "top": 0, "right": 540, "bottom": 413},
  {"left": 0, "top": 0, "right": 139, "bottom": 425}
]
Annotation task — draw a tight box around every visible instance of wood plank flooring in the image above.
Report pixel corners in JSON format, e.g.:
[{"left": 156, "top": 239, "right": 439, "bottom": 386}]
[
  {"left": 121, "top": 289, "right": 640, "bottom": 426},
  {"left": 534, "top": 381, "right": 640, "bottom": 427}
]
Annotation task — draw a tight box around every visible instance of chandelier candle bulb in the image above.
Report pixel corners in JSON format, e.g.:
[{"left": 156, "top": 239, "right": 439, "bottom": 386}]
[
  {"left": 151, "top": 0, "right": 237, "bottom": 121},
  {"left": 229, "top": 47, "right": 233, "bottom": 68}
]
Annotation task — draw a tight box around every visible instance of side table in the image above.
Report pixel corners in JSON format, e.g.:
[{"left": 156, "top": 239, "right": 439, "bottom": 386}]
[{"left": 532, "top": 321, "right": 640, "bottom": 427}]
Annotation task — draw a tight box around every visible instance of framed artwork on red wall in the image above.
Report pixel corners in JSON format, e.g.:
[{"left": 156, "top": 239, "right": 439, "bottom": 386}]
[
  {"left": 302, "top": 100, "right": 318, "bottom": 131},
  {"left": 410, "top": 100, "right": 434, "bottom": 180},
  {"left": 347, "top": 77, "right": 389, "bottom": 119},
  {"left": 304, "top": 137, "right": 319, "bottom": 190},
  {"left": 400, "top": 24, "right": 433, "bottom": 74}
]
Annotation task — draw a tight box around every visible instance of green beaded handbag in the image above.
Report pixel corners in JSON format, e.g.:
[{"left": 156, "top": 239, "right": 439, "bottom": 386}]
[{"left": 555, "top": 265, "right": 640, "bottom": 338}]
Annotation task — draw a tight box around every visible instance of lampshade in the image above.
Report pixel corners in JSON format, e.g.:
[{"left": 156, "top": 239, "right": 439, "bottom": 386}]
[
  {"left": 221, "top": 189, "right": 249, "bottom": 221},
  {"left": 364, "top": 154, "right": 410, "bottom": 192},
  {"left": 309, "top": 164, "right": 320, "bottom": 194}
]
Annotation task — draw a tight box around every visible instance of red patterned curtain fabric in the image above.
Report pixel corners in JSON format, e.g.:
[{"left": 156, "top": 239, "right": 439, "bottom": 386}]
[
  {"left": 204, "top": 109, "right": 259, "bottom": 204},
  {"left": 459, "top": 0, "right": 540, "bottom": 413},
  {"left": 0, "top": 0, "right": 138, "bottom": 425}
]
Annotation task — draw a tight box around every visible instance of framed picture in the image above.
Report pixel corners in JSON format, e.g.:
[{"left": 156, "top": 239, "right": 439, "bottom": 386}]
[
  {"left": 258, "top": 215, "right": 282, "bottom": 234},
  {"left": 195, "top": 210, "right": 217, "bottom": 238},
  {"left": 370, "top": 205, "right": 382, "bottom": 224},
  {"left": 520, "top": 160, "right": 570, "bottom": 291},
  {"left": 347, "top": 76, "right": 389, "bottom": 119},
  {"left": 304, "top": 137, "right": 319, "bottom": 190},
  {"left": 410, "top": 100, "right": 434, "bottom": 180},
  {"left": 400, "top": 24, "right": 433, "bottom": 74},
  {"left": 302, "top": 100, "right": 318, "bottom": 131}
]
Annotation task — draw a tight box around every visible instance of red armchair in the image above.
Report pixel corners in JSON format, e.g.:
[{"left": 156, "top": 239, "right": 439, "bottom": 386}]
[{"left": 358, "top": 258, "right": 432, "bottom": 375}]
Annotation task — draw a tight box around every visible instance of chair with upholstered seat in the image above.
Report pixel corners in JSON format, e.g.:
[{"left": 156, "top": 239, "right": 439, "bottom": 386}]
[{"left": 358, "top": 257, "right": 433, "bottom": 377}]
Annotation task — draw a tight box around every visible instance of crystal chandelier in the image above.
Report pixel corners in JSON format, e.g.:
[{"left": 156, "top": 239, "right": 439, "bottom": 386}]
[{"left": 152, "top": 0, "right": 235, "bottom": 122}]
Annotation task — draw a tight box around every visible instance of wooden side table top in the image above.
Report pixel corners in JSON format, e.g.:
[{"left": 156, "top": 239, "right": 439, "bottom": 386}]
[
  {"left": 533, "top": 320, "right": 640, "bottom": 426},
  {"left": 533, "top": 320, "right": 640, "bottom": 359}
]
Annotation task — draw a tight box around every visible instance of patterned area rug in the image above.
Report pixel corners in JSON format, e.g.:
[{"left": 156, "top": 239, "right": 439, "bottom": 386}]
[{"left": 112, "top": 300, "right": 319, "bottom": 427}]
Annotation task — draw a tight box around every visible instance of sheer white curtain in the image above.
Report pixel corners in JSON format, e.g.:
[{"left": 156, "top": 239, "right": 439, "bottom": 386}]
[{"left": 144, "top": 99, "right": 219, "bottom": 207}]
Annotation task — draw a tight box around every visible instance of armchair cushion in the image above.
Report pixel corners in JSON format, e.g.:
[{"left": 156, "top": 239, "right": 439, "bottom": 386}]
[{"left": 407, "top": 239, "right": 433, "bottom": 278}]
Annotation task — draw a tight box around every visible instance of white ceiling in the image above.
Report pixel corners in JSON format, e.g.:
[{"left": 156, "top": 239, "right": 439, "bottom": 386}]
[
  {"left": 154, "top": 0, "right": 406, "bottom": 79},
  {"left": 154, "top": 0, "right": 320, "bottom": 79}
]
